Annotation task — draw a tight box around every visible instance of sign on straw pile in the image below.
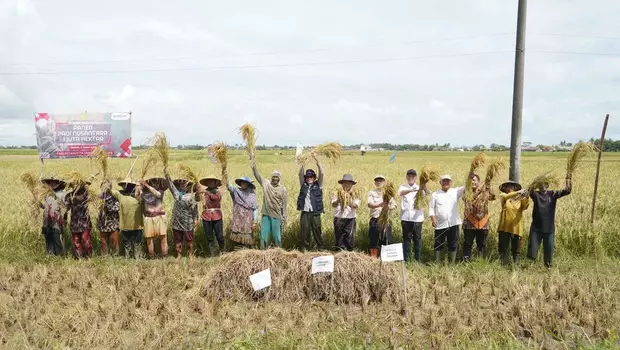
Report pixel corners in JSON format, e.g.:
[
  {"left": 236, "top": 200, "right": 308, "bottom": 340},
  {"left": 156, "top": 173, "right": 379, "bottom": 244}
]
[{"left": 414, "top": 166, "right": 439, "bottom": 209}]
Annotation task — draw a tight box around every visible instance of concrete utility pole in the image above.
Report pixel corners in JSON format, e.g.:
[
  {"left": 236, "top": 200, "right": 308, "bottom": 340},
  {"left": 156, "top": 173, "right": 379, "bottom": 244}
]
[{"left": 509, "top": 0, "right": 528, "bottom": 182}]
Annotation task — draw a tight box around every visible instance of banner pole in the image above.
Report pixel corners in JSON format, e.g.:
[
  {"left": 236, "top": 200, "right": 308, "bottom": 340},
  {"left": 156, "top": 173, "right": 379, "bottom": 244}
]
[
  {"left": 401, "top": 260, "right": 408, "bottom": 316},
  {"left": 39, "top": 158, "right": 45, "bottom": 180},
  {"left": 126, "top": 155, "right": 139, "bottom": 179}
]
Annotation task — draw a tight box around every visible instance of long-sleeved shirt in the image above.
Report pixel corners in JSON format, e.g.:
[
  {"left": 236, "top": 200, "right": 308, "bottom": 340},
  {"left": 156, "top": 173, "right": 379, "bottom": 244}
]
[
  {"left": 429, "top": 187, "right": 465, "bottom": 229},
  {"left": 111, "top": 190, "right": 144, "bottom": 230},
  {"left": 299, "top": 163, "right": 324, "bottom": 212},
  {"left": 140, "top": 186, "right": 164, "bottom": 217},
  {"left": 201, "top": 190, "right": 223, "bottom": 221},
  {"left": 399, "top": 184, "right": 425, "bottom": 222},
  {"left": 166, "top": 174, "right": 198, "bottom": 232},
  {"left": 227, "top": 184, "right": 259, "bottom": 223},
  {"left": 41, "top": 191, "right": 66, "bottom": 230},
  {"left": 497, "top": 191, "right": 530, "bottom": 236},
  {"left": 331, "top": 193, "right": 361, "bottom": 219},
  {"left": 252, "top": 164, "right": 288, "bottom": 220},
  {"left": 368, "top": 188, "right": 397, "bottom": 219},
  {"left": 65, "top": 189, "right": 92, "bottom": 233},
  {"left": 462, "top": 184, "right": 496, "bottom": 230},
  {"left": 530, "top": 180, "right": 571, "bottom": 234}
]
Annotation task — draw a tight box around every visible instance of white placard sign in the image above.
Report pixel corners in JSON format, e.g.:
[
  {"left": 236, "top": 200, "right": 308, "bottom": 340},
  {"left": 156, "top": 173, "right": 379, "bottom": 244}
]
[
  {"left": 296, "top": 144, "right": 303, "bottom": 157},
  {"left": 380, "top": 243, "right": 404, "bottom": 262},
  {"left": 249, "top": 268, "right": 272, "bottom": 291},
  {"left": 311, "top": 255, "right": 335, "bottom": 274}
]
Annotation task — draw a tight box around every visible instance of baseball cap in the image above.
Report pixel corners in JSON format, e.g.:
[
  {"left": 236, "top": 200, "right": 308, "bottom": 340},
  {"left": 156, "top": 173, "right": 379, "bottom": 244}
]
[
  {"left": 374, "top": 174, "right": 386, "bottom": 181},
  {"left": 406, "top": 169, "right": 417, "bottom": 176},
  {"left": 440, "top": 174, "right": 452, "bottom": 181}
]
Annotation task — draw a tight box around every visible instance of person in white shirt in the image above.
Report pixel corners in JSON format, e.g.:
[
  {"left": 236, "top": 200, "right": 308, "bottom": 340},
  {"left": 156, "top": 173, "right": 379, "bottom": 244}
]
[
  {"left": 331, "top": 174, "right": 360, "bottom": 251},
  {"left": 367, "top": 175, "right": 397, "bottom": 258},
  {"left": 398, "top": 169, "right": 426, "bottom": 262},
  {"left": 429, "top": 174, "right": 466, "bottom": 264}
]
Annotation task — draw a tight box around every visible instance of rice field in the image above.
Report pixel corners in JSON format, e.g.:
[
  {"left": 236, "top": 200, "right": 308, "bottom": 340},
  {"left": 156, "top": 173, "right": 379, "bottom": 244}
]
[{"left": 0, "top": 150, "right": 619, "bottom": 348}]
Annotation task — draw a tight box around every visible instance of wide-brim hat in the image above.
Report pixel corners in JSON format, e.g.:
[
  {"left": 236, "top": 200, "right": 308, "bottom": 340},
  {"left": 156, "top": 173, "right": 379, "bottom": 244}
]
[
  {"left": 42, "top": 178, "right": 66, "bottom": 191},
  {"left": 374, "top": 174, "right": 386, "bottom": 181},
  {"left": 304, "top": 169, "right": 317, "bottom": 178},
  {"left": 338, "top": 174, "right": 357, "bottom": 185},
  {"left": 235, "top": 176, "right": 255, "bottom": 189},
  {"left": 499, "top": 181, "right": 522, "bottom": 193},
  {"left": 199, "top": 175, "right": 222, "bottom": 188},
  {"left": 173, "top": 179, "right": 196, "bottom": 192},
  {"left": 118, "top": 176, "right": 137, "bottom": 188},
  {"left": 146, "top": 177, "right": 169, "bottom": 191}
]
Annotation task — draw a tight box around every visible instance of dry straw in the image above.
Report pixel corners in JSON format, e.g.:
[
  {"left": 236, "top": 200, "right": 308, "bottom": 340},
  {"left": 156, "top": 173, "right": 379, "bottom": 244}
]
[
  {"left": 20, "top": 172, "right": 50, "bottom": 220},
  {"left": 176, "top": 163, "right": 199, "bottom": 185},
  {"left": 464, "top": 152, "right": 486, "bottom": 201},
  {"left": 239, "top": 123, "right": 257, "bottom": 158},
  {"left": 140, "top": 150, "right": 158, "bottom": 179},
  {"left": 527, "top": 172, "right": 560, "bottom": 193},
  {"left": 378, "top": 181, "right": 396, "bottom": 230},
  {"left": 414, "top": 166, "right": 439, "bottom": 209},
  {"left": 89, "top": 146, "right": 109, "bottom": 179},
  {"left": 202, "top": 248, "right": 402, "bottom": 304},
  {"left": 335, "top": 186, "right": 361, "bottom": 208},
  {"left": 297, "top": 142, "right": 343, "bottom": 166},
  {"left": 208, "top": 142, "right": 229, "bottom": 184},
  {"left": 152, "top": 132, "right": 170, "bottom": 170},
  {"left": 484, "top": 158, "right": 506, "bottom": 185},
  {"left": 566, "top": 141, "right": 597, "bottom": 177}
]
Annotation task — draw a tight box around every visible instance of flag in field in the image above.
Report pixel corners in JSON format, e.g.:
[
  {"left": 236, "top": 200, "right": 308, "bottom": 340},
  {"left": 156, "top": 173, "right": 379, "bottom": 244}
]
[{"left": 389, "top": 153, "right": 397, "bottom": 163}]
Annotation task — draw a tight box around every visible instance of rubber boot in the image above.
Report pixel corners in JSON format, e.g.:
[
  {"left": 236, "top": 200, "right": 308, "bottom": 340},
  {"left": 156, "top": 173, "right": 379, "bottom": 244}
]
[
  {"left": 501, "top": 253, "right": 510, "bottom": 266},
  {"left": 370, "top": 248, "right": 379, "bottom": 258},
  {"left": 208, "top": 241, "right": 216, "bottom": 257},
  {"left": 449, "top": 251, "right": 457, "bottom": 264},
  {"left": 513, "top": 254, "right": 520, "bottom": 266},
  {"left": 435, "top": 251, "right": 442, "bottom": 263}
]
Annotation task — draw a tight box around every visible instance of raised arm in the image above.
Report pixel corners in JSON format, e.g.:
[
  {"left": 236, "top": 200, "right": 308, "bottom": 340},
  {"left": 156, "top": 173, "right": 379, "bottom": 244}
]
[
  {"left": 316, "top": 157, "right": 324, "bottom": 187},
  {"left": 250, "top": 154, "right": 264, "bottom": 186},
  {"left": 281, "top": 187, "right": 288, "bottom": 221},
  {"left": 141, "top": 180, "right": 162, "bottom": 198},
  {"left": 165, "top": 173, "right": 180, "bottom": 200},
  {"left": 456, "top": 186, "right": 466, "bottom": 199},
  {"left": 557, "top": 176, "right": 572, "bottom": 198},
  {"left": 298, "top": 164, "right": 305, "bottom": 186}
]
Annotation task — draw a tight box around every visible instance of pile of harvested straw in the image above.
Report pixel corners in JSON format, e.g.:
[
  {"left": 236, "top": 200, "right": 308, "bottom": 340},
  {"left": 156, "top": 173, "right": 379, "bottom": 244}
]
[
  {"left": 202, "top": 249, "right": 402, "bottom": 304},
  {"left": 297, "top": 142, "right": 343, "bottom": 166},
  {"left": 527, "top": 172, "right": 560, "bottom": 193},
  {"left": 89, "top": 146, "right": 109, "bottom": 179},
  {"left": 239, "top": 123, "right": 257, "bottom": 159},
  {"left": 414, "top": 166, "right": 440, "bottom": 209},
  {"left": 464, "top": 152, "right": 486, "bottom": 201},
  {"left": 566, "top": 141, "right": 597, "bottom": 177},
  {"left": 208, "top": 142, "right": 229, "bottom": 184},
  {"left": 378, "top": 181, "right": 396, "bottom": 230}
]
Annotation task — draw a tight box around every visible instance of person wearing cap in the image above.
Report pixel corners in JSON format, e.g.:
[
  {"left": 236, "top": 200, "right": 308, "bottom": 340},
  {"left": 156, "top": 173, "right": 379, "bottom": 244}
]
[
  {"left": 429, "top": 174, "right": 465, "bottom": 264},
  {"left": 399, "top": 169, "right": 426, "bottom": 262},
  {"left": 331, "top": 174, "right": 361, "bottom": 251},
  {"left": 297, "top": 155, "right": 325, "bottom": 251},
  {"left": 199, "top": 175, "right": 224, "bottom": 256},
  {"left": 368, "top": 175, "right": 397, "bottom": 258},
  {"left": 526, "top": 175, "right": 572, "bottom": 268},
  {"left": 39, "top": 178, "right": 67, "bottom": 256},
  {"left": 138, "top": 178, "right": 168, "bottom": 258},
  {"left": 250, "top": 153, "right": 288, "bottom": 250},
  {"left": 108, "top": 179, "right": 144, "bottom": 259},
  {"left": 64, "top": 181, "right": 93, "bottom": 259},
  {"left": 227, "top": 177, "right": 259, "bottom": 248},
  {"left": 497, "top": 181, "right": 529, "bottom": 266},
  {"left": 462, "top": 173, "right": 496, "bottom": 262},
  {"left": 165, "top": 169, "right": 199, "bottom": 260},
  {"left": 97, "top": 179, "right": 120, "bottom": 256}
]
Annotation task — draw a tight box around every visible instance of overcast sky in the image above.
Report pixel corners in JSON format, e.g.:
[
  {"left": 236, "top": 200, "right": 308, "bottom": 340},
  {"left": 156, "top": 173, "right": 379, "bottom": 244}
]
[{"left": 1, "top": 0, "right": 619, "bottom": 147}]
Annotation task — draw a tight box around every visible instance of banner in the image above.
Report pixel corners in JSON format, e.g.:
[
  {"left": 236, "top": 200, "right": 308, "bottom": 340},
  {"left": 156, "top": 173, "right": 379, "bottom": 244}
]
[
  {"left": 381, "top": 243, "right": 404, "bottom": 262},
  {"left": 34, "top": 112, "right": 132, "bottom": 159},
  {"left": 311, "top": 255, "right": 335, "bottom": 274}
]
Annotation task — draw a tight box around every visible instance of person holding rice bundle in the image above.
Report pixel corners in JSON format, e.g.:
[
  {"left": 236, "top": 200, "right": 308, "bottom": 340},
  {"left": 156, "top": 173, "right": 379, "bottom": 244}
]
[
  {"left": 40, "top": 177, "right": 67, "bottom": 256},
  {"left": 64, "top": 181, "right": 93, "bottom": 259},
  {"left": 228, "top": 176, "right": 259, "bottom": 249},
  {"left": 497, "top": 181, "right": 529, "bottom": 266},
  {"left": 138, "top": 177, "right": 168, "bottom": 258},
  {"left": 331, "top": 174, "right": 360, "bottom": 251},
  {"left": 399, "top": 169, "right": 426, "bottom": 262},
  {"left": 527, "top": 175, "right": 572, "bottom": 268},
  {"left": 297, "top": 157, "right": 325, "bottom": 251},
  {"left": 368, "top": 175, "right": 397, "bottom": 258},
  {"left": 165, "top": 168, "right": 199, "bottom": 260},
  {"left": 199, "top": 175, "right": 225, "bottom": 256},
  {"left": 97, "top": 179, "right": 120, "bottom": 256},
  {"left": 429, "top": 175, "right": 465, "bottom": 264},
  {"left": 462, "top": 173, "right": 496, "bottom": 262},
  {"left": 250, "top": 155, "right": 288, "bottom": 250},
  {"left": 108, "top": 178, "right": 144, "bottom": 259}
]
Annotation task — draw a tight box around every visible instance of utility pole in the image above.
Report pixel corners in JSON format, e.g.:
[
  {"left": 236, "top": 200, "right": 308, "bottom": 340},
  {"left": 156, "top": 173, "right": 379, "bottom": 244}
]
[{"left": 509, "top": 0, "right": 528, "bottom": 182}]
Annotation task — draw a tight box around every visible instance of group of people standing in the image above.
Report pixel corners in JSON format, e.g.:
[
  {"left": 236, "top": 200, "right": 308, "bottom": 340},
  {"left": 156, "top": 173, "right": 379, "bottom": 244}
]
[{"left": 37, "top": 157, "right": 571, "bottom": 267}]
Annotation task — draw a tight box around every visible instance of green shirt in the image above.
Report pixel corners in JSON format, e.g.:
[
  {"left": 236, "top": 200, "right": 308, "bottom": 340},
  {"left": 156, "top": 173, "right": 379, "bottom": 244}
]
[{"left": 111, "top": 190, "right": 144, "bottom": 230}]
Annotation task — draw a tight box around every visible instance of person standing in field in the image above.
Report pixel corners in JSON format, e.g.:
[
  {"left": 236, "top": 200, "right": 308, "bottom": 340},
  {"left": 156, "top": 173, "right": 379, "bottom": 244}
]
[
  {"left": 138, "top": 178, "right": 169, "bottom": 258},
  {"left": 250, "top": 154, "right": 288, "bottom": 250},
  {"left": 97, "top": 179, "right": 120, "bottom": 256},
  {"left": 368, "top": 175, "right": 397, "bottom": 258},
  {"left": 199, "top": 175, "right": 224, "bottom": 256},
  {"left": 462, "top": 173, "right": 496, "bottom": 262},
  {"left": 331, "top": 174, "right": 360, "bottom": 251},
  {"left": 165, "top": 169, "right": 199, "bottom": 260},
  {"left": 429, "top": 175, "right": 465, "bottom": 264},
  {"left": 40, "top": 178, "right": 67, "bottom": 256},
  {"left": 497, "top": 181, "right": 529, "bottom": 266},
  {"left": 297, "top": 156, "right": 325, "bottom": 251},
  {"left": 108, "top": 179, "right": 144, "bottom": 259},
  {"left": 228, "top": 176, "right": 259, "bottom": 249},
  {"left": 399, "top": 169, "right": 426, "bottom": 262},
  {"left": 64, "top": 182, "right": 93, "bottom": 259},
  {"left": 527, "top": 175, "right": 572, "bottom": 267}
]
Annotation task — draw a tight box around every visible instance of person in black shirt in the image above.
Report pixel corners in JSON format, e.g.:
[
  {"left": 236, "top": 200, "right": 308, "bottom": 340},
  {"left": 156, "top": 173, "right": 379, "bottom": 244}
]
[{"left": 526, "top": 175, "right": 572, "bottom": 267}]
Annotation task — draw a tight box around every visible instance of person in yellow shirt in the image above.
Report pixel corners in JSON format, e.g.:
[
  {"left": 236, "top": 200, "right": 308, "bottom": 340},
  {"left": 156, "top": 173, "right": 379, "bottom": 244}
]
[{"left": 497, "top": 181, "right": 529, "bottom": 266}]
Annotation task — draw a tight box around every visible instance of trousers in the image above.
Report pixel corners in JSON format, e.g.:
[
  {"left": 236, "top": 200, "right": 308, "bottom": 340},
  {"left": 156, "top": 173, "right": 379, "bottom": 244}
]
[
  {"left": 369, "top": 217, "right": 392, "bottom": 249},
  {"left": 462, "top": 229, "right": 488, "bottom": 261},
  {"left": 334, "top": 217, "right": 356, "bottom": 251},
  {"left": 299, "top": 212, "right": 323, "bottom": 250},
  {"left": 42, "top": 226, "right": 64, "bottom": 256},
  {"left": 122, "top": 229, "right": 144, "bottom": 259},
  {"left": 402, "top": 221, "right": 423, "bottom": 262},
  {"left": 498, "top": 231, "right": 522, "bottom": 265},
  {"left": 527, "top": 228, "right": 555, "bottom": 267},
  {"left": 203, "top": 219, "right": 224, "bottom": 256},
  {"left": 260, "top": 215, "right": 282, "bottom": 249},
  {"left": 72, "top": 230, "right": 92, "bottom": 259}
]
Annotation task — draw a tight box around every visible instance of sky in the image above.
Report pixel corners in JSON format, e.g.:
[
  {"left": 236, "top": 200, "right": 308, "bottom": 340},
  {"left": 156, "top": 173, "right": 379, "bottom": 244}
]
[{"left": 1, "top": 0, "right": 619, "bottom": 147}]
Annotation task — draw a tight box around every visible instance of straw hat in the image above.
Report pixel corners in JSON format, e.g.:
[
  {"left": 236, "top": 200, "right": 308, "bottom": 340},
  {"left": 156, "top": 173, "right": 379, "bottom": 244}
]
[
  {"left": 118, "top": 176, "right": 137, "bottom": 188},
  {"left": 499, "top": 180, "right": 522, "bottom": 193},
  {"left": 146, "top": 177, "right": 169, "bottom": 192},
  {"left": 235, "top": 176, "right": 255, "bottom": 189},
  {"left": 338, "top": 174, "right": 357, "bottom": 185},
  {"left": 172, "top": 179, "right": 196, "bottom": 192},
  {"left": 199, "top": 175, "right": 222, "bottom": 188},
  {"left": 42, "top": 177, "right": 66, "bottom": 191}
]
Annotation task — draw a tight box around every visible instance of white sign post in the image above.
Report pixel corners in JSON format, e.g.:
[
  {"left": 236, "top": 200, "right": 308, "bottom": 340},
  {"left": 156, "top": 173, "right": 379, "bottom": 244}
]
[
  {"left": 311, "top": 255, "right": 335, "bottom": 274},
  {"left": 249, "top": 268, "right": 272, "bottom": 292},
  {"left": 380, "top": 243, "right": 408, "bottom": 316}
]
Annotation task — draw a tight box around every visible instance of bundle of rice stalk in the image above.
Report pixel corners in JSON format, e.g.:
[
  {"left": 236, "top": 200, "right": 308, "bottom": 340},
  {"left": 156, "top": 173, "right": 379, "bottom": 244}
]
[
  {"left": 89, "top": 146, "right": 109, "bottom": 179},
  {"left": 297, "top": 142, "right": 343, "bottom": 166},
  {"left": 464, "top": 152, "right": 486, "bottom": 201},
  {"left": 20, "top": 172, "right": 45, "bottom": 219},
  {"left": 484, "top": 158, "right": 506, "bottom": 185},
  {"left": 176, "top": 163, "right": 199, "bottom": 185},
  {"left": 20, "top": 172, "right": 38, "bottom": 198},
  {"left": 208, "top": 142, "right": 229, "bottom": 184},
  {"left": 378, "top": 181, "right": 396, "bottom": 230},
  {"left": 238, "top": 123, "right": 257, "bottom": 158},
  {"left": 414, "top": 166, "right": 440, "bottom": 209},
  {"left": 566, "top": 141, "right": 597, "bottom": 177},
  {"left": 335, "top": 186, "right": 361, "bottom": 208},
  {"left": 152, "top": 132, "right": 170, "bottom": 170},
  {"left": 140, "top": 149, "right": 158, "bottom": 179},
  {"left": 527, "top": 172, "right": 560, "bottom": 193},
  {"left": 64, "top": 171, "right": 87, "bottom": 190}
]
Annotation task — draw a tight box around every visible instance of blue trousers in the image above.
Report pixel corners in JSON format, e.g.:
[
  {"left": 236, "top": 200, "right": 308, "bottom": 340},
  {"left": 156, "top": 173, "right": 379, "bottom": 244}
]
[{"left": 260, "top": 215, "right": 282, "bottom": 249}]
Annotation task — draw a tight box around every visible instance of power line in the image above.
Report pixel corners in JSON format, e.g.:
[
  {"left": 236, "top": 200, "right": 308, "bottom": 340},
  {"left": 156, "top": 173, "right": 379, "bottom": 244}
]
[
  {"left": 533, "top": 33, "right": 620, "bottom": 41},
  {"left": 529, "top": 49, "right": 620, "bottom": 57}
]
